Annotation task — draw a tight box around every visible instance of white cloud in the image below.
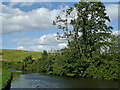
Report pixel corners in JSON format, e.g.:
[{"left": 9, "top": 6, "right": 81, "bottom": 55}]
[
  {"left": 17, "top": 46, "right": 25, "bottom": 49},
  {"left": 112, "top": 30, "right": 120, "bottom": 36},
  {"left": 2, "top": 3, "right": 119, "bottom": 35},
  {"left": 106, "top": 4, "right": 118, "bottom": 23},
  {"left": 2, "top": 4, "right": 67, "bottom": 34},
  {"left": 58, "top": 43, "right": 67, "bottom": 49},
  {"left": 2, "top": 3, "right": 119, "bottom": 52},
  {"left": 15, "top": 33, "right": 68, "bottom": 52},
  {"left": 0, "top": 40, "right": 2, "bottom": 48},
  {"left": 17, "top": 43, "right": 67, "bottom": 52},
  {"left": 12, "top": 33, "right": 67, "bottom": 46},
  {"left": 0, "top": 3, "right": 2, "bottom": 36},
  {"left": 9, "top": 0, "right": 35, "bottom": 7},
  {"left": 16, "top": 30, "right": 120, "bottom": 52}
]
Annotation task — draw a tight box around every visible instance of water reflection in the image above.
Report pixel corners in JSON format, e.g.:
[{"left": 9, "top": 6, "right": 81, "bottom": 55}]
[
  {"left": 11, "top": 70, "right": 22, "bottom": 73},
  {"left": 10, "top": 71, "right": 118, "bottom": 88}
]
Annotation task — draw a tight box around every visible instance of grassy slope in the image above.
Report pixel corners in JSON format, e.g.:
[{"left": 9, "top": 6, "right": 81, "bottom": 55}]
[
  {"left": 0, "top": 69, "right": 12, "bottom": 90},
  {"left": 1, "top": 69, "right": 12, "bottom": 90},
  {"left": 2, "top": 49, "right": 42, "bottom": 62}
]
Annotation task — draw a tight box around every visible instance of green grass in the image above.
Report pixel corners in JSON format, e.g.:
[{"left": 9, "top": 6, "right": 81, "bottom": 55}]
[
  {"left": 2, "top": 49, "right": 42, "bottom": 62},
  {"left": 0, "top": 69, "right": 1, "bottom": 90},
  {"left": 0, "top": 49, "right": 43, "bottom": 89},
  {"left": 0, "top": 69, "right": 12, "bottom": 90}
]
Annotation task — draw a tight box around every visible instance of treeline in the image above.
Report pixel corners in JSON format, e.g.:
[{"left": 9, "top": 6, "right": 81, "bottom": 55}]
[
  {"left": 35, "top": 46, "right": 120, "bottom": 80},
  {"left": 3, "top": 43, "right": 119, "bottom": 80},
  {"left": 2, "top": 41, "right": 120, "bottom": 80}
]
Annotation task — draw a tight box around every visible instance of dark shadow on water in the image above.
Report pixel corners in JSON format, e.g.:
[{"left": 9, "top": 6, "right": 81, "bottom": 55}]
[{"left": 10, "top": 71, "right": 119, "bottom": 88}]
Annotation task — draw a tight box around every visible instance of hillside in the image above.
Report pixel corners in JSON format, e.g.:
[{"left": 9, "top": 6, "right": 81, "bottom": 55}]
[{"left": 1, "top": 49, "right": 42, "bottom": 62}]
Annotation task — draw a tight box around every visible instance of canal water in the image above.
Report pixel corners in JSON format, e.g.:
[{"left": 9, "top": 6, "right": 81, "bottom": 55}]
[{"left": 10, "top": 70, "right": 118, "bottom": 89}]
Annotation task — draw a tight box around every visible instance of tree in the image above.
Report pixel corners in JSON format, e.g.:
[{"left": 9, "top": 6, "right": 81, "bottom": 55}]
[
  {"left": 108, "top": 34, "right": 120, "bottom": 59},
  {"left": 53, "top": 0, "right": 113, "bottom": 58},
  {"left": 42, "top": 50, "right": 48, "bottom": 56},
  {"left": 37, "top": 50, "right": 48, "bottom": 72}
]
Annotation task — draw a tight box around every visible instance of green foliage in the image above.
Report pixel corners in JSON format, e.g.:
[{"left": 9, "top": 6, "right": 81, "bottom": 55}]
[
  {"left": 53, "top": 54, "right": 65, "bottom": 76},
  {"left": 1, "top": 1, "right": 119, "bottom": 81},
  {"left": 1, "top": 69, "right": 12, "bottom": 90},
  {"left": 44, "top": 55, "right": 55, "bottom": 72},
  {"left": 53, "top": 1, "right": 113, "bottom": 59},
  {"left": 51, "top": 1, "right": 119, "bottom": 80},
  {"left": 21, "top": 55, "right": 37, "bottom": 71},
  {"left": 83, "top": 53, "right": 119, "bottom": 80},
  {"left": 37, "top": 50, "right": 49, "bottom": 72},
  {"left": 37, "top": 51, "right": 57, "bottom": 74},
  {"left": 2, "top": 48, "right": 119, "bottom": 80}
]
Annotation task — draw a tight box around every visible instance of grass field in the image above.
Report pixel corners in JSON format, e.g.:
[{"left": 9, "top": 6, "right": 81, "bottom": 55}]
[{"left": 2, "top": 49, "right": 42, "bottom": 62}]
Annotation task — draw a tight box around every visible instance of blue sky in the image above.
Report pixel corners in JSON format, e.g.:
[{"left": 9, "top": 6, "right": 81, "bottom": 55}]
[{"left": 1, "top": 1, "right": 119, "bottom": 52}]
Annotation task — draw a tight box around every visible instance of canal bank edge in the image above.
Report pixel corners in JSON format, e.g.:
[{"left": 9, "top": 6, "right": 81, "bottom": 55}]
[{"left": 2, "top": 72, "right": 13, "bottom": 90}]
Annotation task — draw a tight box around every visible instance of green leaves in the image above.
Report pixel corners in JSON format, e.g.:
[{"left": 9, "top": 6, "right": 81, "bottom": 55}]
[{"left": 2, "top": 1, "right": 118, "bottom": 81}]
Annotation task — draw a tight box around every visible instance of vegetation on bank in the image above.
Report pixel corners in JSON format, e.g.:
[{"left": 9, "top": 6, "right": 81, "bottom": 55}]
[
  {"left": 0, "top": 69, "right": 1, "bottom": 90},
  {"left": 2, "top": 1, "right": 120, "bottom": 81},
  {"left": 2, "top": 48, "right": 119, "bottom": 80},
  {"left": 0, "top": 69, "right": 12, "bottom": 90}
]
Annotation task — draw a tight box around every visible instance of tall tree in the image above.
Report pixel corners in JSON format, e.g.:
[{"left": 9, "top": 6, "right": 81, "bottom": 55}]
[{"left": 53, "top": 1, "right": 113, "bottom": 58}]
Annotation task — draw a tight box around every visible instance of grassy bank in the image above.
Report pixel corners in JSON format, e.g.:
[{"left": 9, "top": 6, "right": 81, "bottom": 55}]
[
  {"left": 0, "top": 69, "right": 2, "bottom": 90},
  {"left": 0, "top": 69, "right": 12, "bottom": 90}
]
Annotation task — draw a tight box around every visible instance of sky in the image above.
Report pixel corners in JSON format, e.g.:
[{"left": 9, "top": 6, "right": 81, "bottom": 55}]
[{"left": 0, "top": 1, "right": 119, "bottom": 52}]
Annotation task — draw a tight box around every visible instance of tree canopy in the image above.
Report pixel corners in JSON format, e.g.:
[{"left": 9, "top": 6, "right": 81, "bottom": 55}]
[{"left": 53, "top": 1, "right": 113, "bottom": 58}]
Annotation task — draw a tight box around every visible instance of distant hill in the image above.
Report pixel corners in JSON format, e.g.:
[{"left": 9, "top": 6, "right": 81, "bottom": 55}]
[{"left": 2, "top": 49, "right": 42, "bottom": 62}]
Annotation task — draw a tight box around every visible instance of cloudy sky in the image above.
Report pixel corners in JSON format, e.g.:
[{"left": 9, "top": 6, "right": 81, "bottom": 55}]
[{"left": 0, "top": 1, "right": 119, "bottom": 52}]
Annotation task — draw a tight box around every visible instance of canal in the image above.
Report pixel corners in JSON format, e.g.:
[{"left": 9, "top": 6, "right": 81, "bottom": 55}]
[{"left": 10, "top": 70, "right": 118, "bottom": 89}]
